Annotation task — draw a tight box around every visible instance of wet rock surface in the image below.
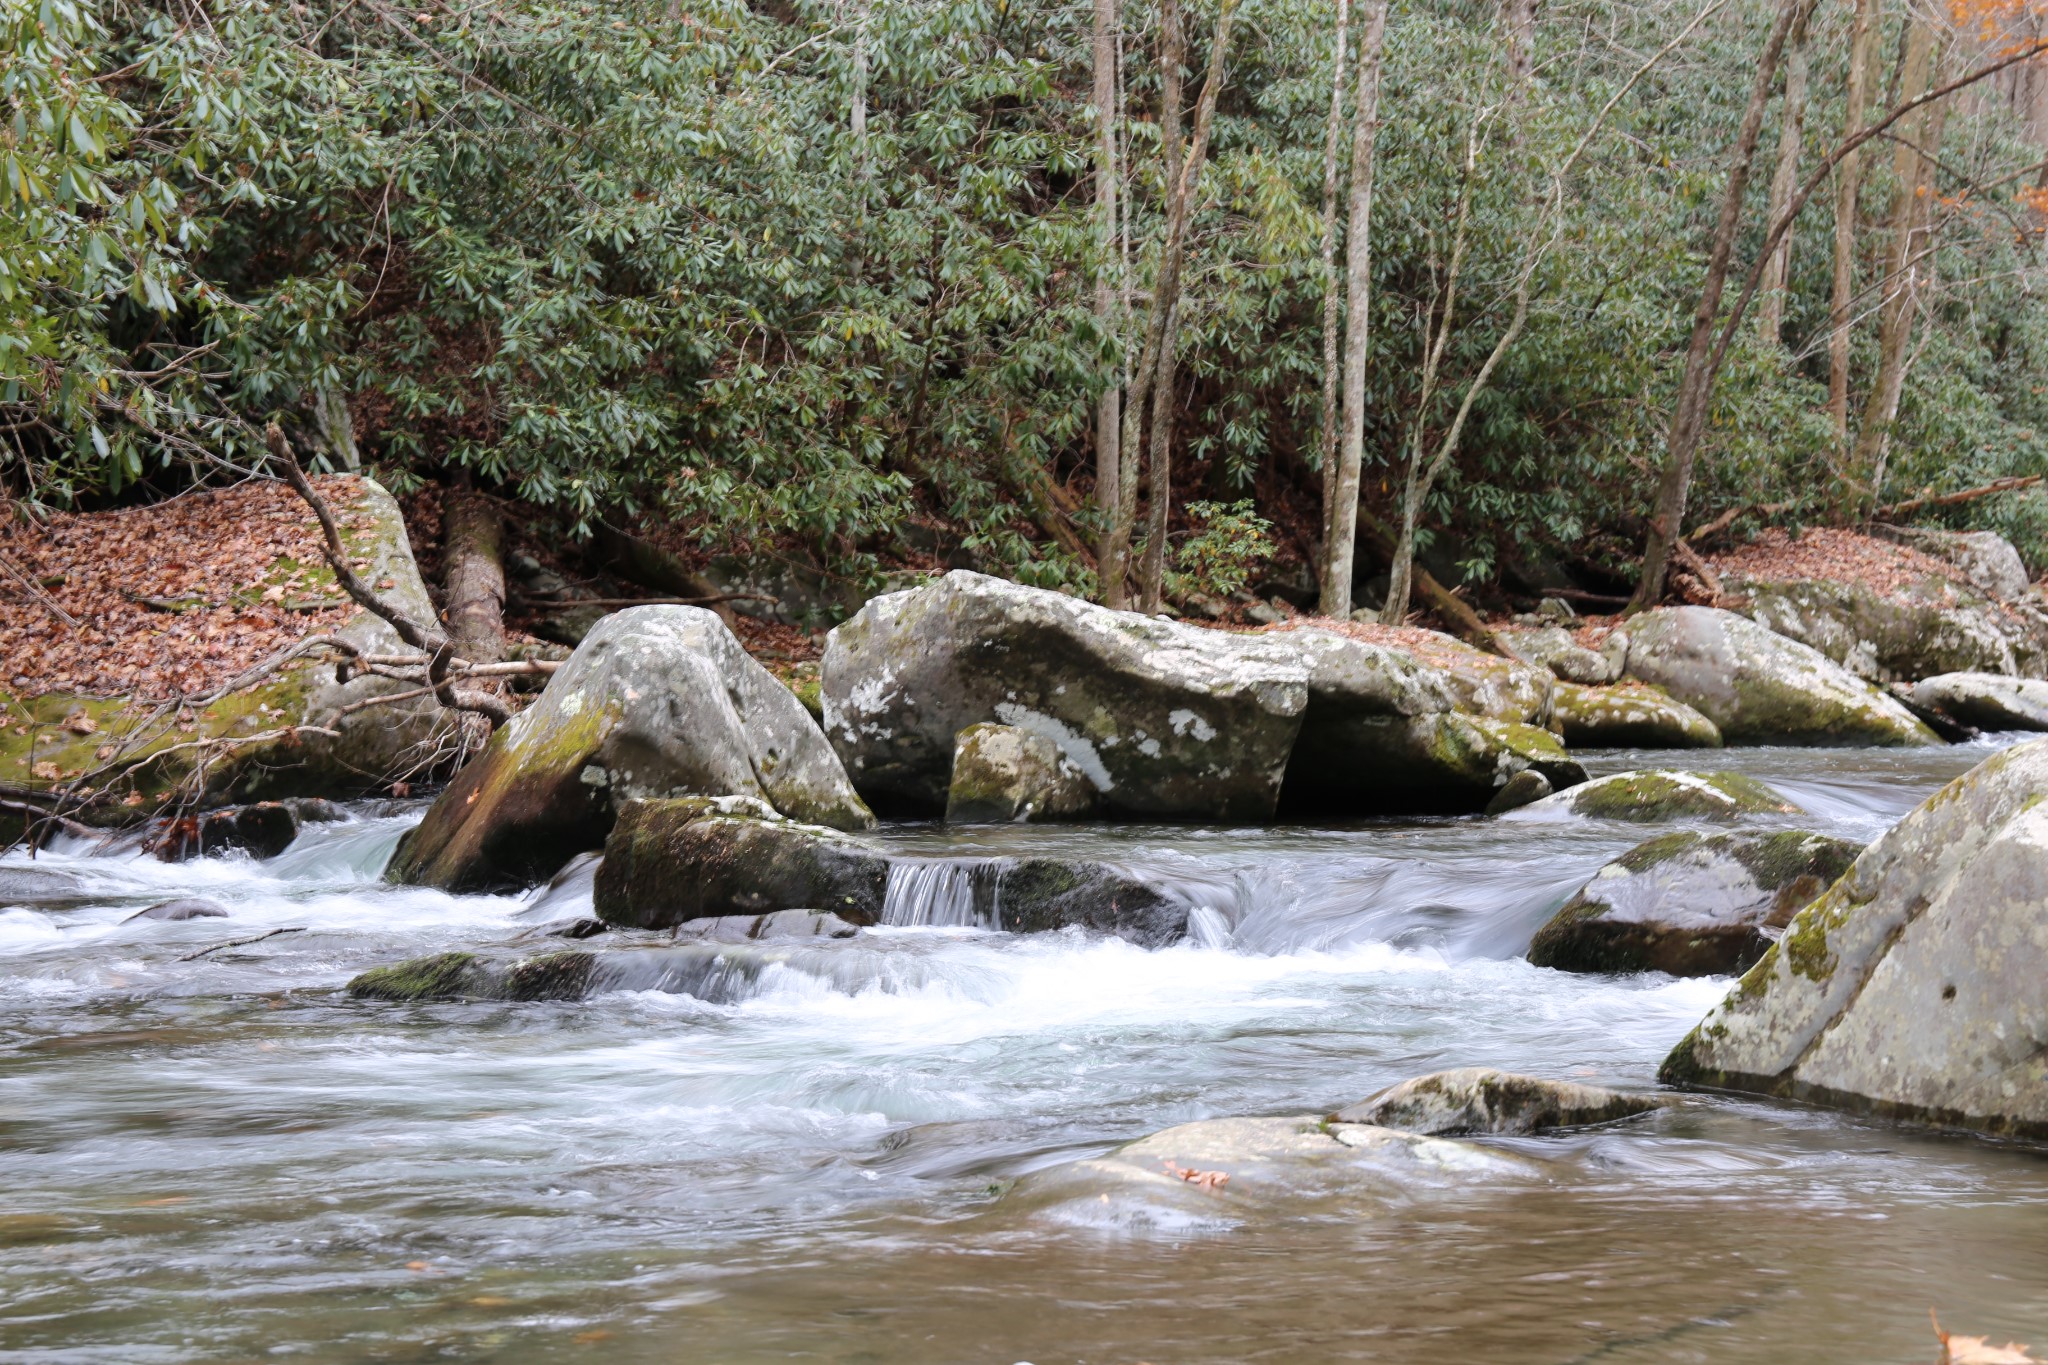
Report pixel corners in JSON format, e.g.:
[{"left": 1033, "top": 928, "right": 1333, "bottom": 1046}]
[
  {"left": 1331, "top": 1068, "right": 1660, "bottom": 1135},
  {"left": 1529, "top": 830, "right": 1861, "bottom": 976},
  {"left": 1513, "top": 768, "right": 1800, "bottom": 822},
  {"left": 1907, "top": 672, "right": 2048, "bottom": 732},
  {"left": 123, "top": 897, "right": 230, "bottom": 923},
  {"left": 1623, "top": 606, "right": 1938, "bottom": 746},
  {"left": 945, "top": 723, "right": 1097, "bottom": 824},
  {"left": 1661, "top": 737, "right": 2048, "bottom": 1139},
  {"left": 151, "top": 802, "right": 302, "bottom": 862},
  {"left": 388, "top": 606, "right": 872, "bottom": 893}
]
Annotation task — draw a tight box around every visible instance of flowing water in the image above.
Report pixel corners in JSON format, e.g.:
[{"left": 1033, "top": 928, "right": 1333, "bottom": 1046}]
[{"left": 2, "top": 742, "right": 2045, "bottom": 1363}]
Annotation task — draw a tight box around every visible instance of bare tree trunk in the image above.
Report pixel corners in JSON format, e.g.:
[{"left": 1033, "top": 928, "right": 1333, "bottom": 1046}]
[
  {"left": 1627, "top": 0, "right": 1806, "bottom": 614},
  {"left": 312, "top": 382, "right": 359, "bottom": 472},
  {"left": 1758, "top": 4, "right": 1810, "bottom": 347},
  {"left": 1318, "top": 0, "right": 1390, "bottom": 621},
  {"left": 1314, "top": 0, "right": 1353, "bottom": 586},
  {"left": 1850, "top": 21, "right": 1947, "bottom": 513},
  {"left": 1827, "top": 0, "right": 1880, "bottom": 454},
  {"left": 443, "top": 487, "right": 507, "bottom": 667},
  {"left": 1136, "top": 304, "right": 1180, "bottom": 610},
  {"left": 1131, "top": 0, "right": 1187, "bottom": 614},
  {"left": 1504, "top": 0, "right": 1535, "bottom": 99},
  {"left": 1092, "top": 0, "right": 1127, "bottom": 606}
]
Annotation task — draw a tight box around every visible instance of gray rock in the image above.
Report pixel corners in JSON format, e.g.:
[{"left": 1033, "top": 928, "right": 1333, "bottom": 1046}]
[
  {"left": 1660, "top": 736, "right": 2048, "bottom": 1139},
  {"left": 945, "top": 723, "right": 1097, "bottom": 823},
  {"left": 0, "top": 865, "right": 88, "bottom": 907},
  {"left": 388, "top": 606, "right": 872, "bottom": 892},
  {"left": 123, "top": 897, "right": 230, "bottom": 923},
  {"left": 671, "top": 909, "right": 864, "bottom": 943},
  {"left": 1875, "top": 524, "right": 2033, "bottom": 602},
  {"left": 1550, "top": 681, "right": 1722, "bottom": 749},
  {"left": 1624, "top": 606, "right": 1939, "bottom": 746},
  {"left": 1497, "top": 625, "right": 1620, "bottom": 685},
  {"left": 1484, "top": 769, "right": 1552, "bottom": 815},
  {"left": 347, "top": 949, "right": 596, "bottom": 1002},
  {"left": 1528, "top": 829, "right": 1861, "bottom": 976},
  {"left": 1331, "top": 1068, "right": 1660, "bottom": 1135},
  {"left": 1514, "top": 768, "right": 1800, "bottom": 822},
  {"left": 1724, "top": 571, "right": 2042, "bottom": 683},
  {"left": 1907, "top": 672, "right": 2048, "bottom": 732},
  {"left": 821, "top": 571, "right": 1309, "bottom": 820}
]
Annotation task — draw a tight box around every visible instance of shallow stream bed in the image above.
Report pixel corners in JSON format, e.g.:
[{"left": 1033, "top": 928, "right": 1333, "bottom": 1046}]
[{"left": 1, "top": 742, "right": 2044, "bottom": 1363}]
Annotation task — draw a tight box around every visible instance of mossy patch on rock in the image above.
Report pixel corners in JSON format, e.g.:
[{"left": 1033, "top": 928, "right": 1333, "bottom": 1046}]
[
  {"left": 1550, "top": 681, "right": 1721, "bottom": 749},
  {"left": 347, "top": 949, "right": 596, "bottom": 1002},
  {"left": 1518, "top": 768, "right": 1800, "bottom": 823}
]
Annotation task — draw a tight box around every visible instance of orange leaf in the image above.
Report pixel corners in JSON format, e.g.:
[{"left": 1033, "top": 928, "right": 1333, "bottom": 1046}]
[{"left": 1936, "top": 1310, "right": 2041, "bottom": 1364}]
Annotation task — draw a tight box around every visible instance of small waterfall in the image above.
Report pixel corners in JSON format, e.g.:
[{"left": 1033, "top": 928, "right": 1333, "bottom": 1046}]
[{"left": 880, "top": 860, "right": 990, "bottom": 928}]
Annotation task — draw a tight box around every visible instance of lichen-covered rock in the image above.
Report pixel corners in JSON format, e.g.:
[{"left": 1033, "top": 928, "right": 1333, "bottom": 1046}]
[
  {"left": 1528, "top": 829, "right": 1861, "bottom": 975},
  {"left": 1276, "top": 627, "right": 1582, "bottom": 814},
  {"left": 1875, "top": 524, "right": 2034, "bottom": 603},
  {"left": 1497, "top": 625, "right": 1626, "bottom": 685},
  {"left": 1724, "top": 572, "right": 2043, "bottom": 683},
  {"left": 1907, "top": 672, "right": 2048, "bottom": 732},
  {"left": 1514, "top": 768, "right": 1800, "bottom": 822},
  {"left": 1550, "top": 681, "right": 1722, "bottom": 749},
  {"left": 347, "top": 949, "right": 598, "bottom": 1002},
  {"left": 594, "top": 797, "right": 889, "bottom": 929},
  {"left": 1331, "top": 1068, "right": 1660, "bottom": 1134},
  {"left": 1659, "top": 738, "right": 2048, "bottom": 1139},
  {"left": 822, "top": 572, "right": 1309, "bottom": 819},
  {"left": 388, "top": 606, "right": 872, "bottom": 892},
  {"left": 1624, "top": 606, "right": 1939, "bottom": 746},
  {"left": 945, "top": 723, "right": 1097, "bottom": 823}
]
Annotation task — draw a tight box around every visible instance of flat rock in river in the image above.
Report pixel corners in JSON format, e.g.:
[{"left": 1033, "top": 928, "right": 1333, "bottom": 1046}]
[
  {"left": 1512, "top": 768, "right": 1799, "bottom": 822},
  {"left": 1528, "top": 830, "right": 1861, "bottom": 976},
  {"left": 1660, "top": 737, "right": 2048, "bottom": 1139},
  {"left": 1550, "top": 680, "right": 1721, "bottom": 749},
  {"left": 388, "top": 606, "right": 872, "bottom": 892},
  {"left": 822, "top": 571, "right": 1309, "bottom": 820},
  {"left": 1623, "top": 606, "right": 1938, "bottom": 746},
  {"left": 1332, "top": 1068, "right": 1660, "bottom": 1134},
  {"left": 1907, "top": 672, "right": 2048, "bottom": 732}
]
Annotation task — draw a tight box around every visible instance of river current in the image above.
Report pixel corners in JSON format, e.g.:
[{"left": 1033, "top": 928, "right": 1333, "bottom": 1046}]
[{"left": 2, "top": 742, "right": 2044, "bottom": 1362}]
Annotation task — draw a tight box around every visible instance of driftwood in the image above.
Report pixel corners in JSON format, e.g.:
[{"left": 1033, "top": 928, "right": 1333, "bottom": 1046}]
[{"left": 1877, "top": 476, "right": 2044, "bottom": 519}]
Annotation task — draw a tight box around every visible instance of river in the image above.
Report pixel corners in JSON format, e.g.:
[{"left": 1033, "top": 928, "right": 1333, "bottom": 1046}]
[{"left": 1, "top": 741, "right": 2044, "bottom": 1363}]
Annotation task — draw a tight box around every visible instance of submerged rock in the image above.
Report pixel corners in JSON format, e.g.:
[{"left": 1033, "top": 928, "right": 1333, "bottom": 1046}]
[
  {"left": 945, "top": 723, "right": 1097, "bottom": 823},
  {"left": 1528, "top": 830, "right": 1861, "bottom": 976},
  {"left": 1660, "top": 737, "right": 2048, "bottom": 1139},
  {"left": 822, "top": 571, "right": 1309, "bottom": 820},
  {"left": 1907, "top": 672, "right": 2048, "bottom": 732},
  {"left": 594, "top": 797, "right": 889, "bottom": 930},
  {"left": 1549, "top": 681, "right": 1721, "bottom": 750},
  {"left": 1331, "top": 1068, "right": 1660, "bottom": 1135},
  {"left": 671, "top": 909, "right": 864, "bottom": 943},
  {"left": 152, "top": 801, "right": 301, "bottom": 862},
  {"left": 123, "top": 897, "right": 230, "bottom": 923},
  {"left": 0, "top": 865, "right": 89, "bottom": 908},
  {"left": 1514, "top": 768, "right": 1799, "bottom": 822},
  {"left": 1623, "top": 606, "right": 1938, "bottom": 746},
  {"left": 388, "top": 606, "right": 872, "bottom": 893},
  {"left": 347, "top": 949, "right": 597, "bottom": 1002}
]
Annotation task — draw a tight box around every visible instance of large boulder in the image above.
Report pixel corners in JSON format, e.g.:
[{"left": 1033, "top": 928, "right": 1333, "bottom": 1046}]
[
  {"left": 1725, "top": 574, "right": 2040, "bottom": 682},
  {"left": 591, "top": 796, "right": 1190, "bottom": 946},
  {"left": 1659, "top": 738, "right": 2048, "bottom": 1139},
  {"left": 1331, "top": 1068, "right": 1659, "bottom": 1134},
  {"left": 1875, "top": 524, "right": 2033, "bottom": 603},
  {"left": 1497, "top": 625, "right": 1627, "bottom": 685},
  {"left": 822, "top": 572, "right": 1309, "bottom": 820},
  {"left": 388, "top": 607, "right": 872, "bottom": 892},
  {"left": 1907, "top": 672, "right": 2048, "bottom": 732},
  {"left": 1623, "top": 606, "right": 1939, "bottom": 746},
  {"left": 1513, "top": 768, "right": 1799, "bottom": 822},
  {"left": 1275, "top": 626, "right": 1584, "bottom": 814},
  {"left": 1528, "top": 829, "right": 1861, "bottom": 976},
  {"left": 945, "top": 723, "right": 1097, "bottom": 823},
  {"left": 1550, "top": 681, "right": 1721, "bottom": 749}
]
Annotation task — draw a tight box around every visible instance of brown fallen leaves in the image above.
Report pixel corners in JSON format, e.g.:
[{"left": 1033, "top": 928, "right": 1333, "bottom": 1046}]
[
  {"left": 1160, "top": 1158, "right": 1229, "bottom": 1192},
  {"left": 1937, "top": 1311, "right": 2040, "bottom": 1364},
  {"left": 1708, "top": 528, "right": 1966, "bottom": 601}
]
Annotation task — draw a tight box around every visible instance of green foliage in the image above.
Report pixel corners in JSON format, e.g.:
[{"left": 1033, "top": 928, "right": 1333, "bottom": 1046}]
[{"left": 1168, "top": 499, "right": 1275, "bottom": 600}]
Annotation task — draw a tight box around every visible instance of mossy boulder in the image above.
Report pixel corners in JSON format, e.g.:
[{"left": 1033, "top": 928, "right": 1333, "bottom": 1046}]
[
  {"left": 388, "top": 606, "right": 872, "bottom": 892},
  {"left": 946, "top": 722, "right": 1097, "bottom": 823},
  {"left": 1550, "top": 681, "right": 1721, "bottom": 750},
  {"left": 594, "top": 796, "right": 889, "bottom": 929},
  {"left": 1660, "top": 737, "right": 2048, "bottom": 1139},
  {"left": 1529, "top": 829, "right": 1861, "bottom": 976},
  {"left": 966, "top": 857, "right": 1188, "bottom": 944},
  {"left": 1907, "top": 672, "right": 2048, "bottom": 732},
  {"left": 821, "top": 571, "right": 1309, "bottom": 820},
  {"left": 347, "top": 949, "right": 598, "bottom": 1002},
  {"left": 1331, "top": 1068, "right": 1660, "bottom": 1135},
  {"left": 1726, "top": 572, "right": 2044, "bottom": 683},
  {"left": 1516, "top": 768, "right": 1800, "bottom": 822},
  {"left": 1497, "top": 625, "right": 1627, "bottom": 685},
  {"left": 1276, "top": 627, "right": 1583, "bottom": 814},
  {"left": 1624, "top": 606, "right": 1939, "bottom": 746}
]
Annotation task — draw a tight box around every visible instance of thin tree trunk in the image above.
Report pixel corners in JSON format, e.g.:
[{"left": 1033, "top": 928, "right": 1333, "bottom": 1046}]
[
  {"left": 1504, "top": 0, "right": 1535, "bottom": 100},
  {"left": 1131, "top": 0, "right": 1187, "bottom": 613},
  {"left": 1092, "top": 0, "right": 1126, "bottom": 606},
  {"left": 1827, "top": 0, "right": 1879, "bottom": 451},
  {"left": 1318, "top": 0, "right": 1390, "bottom": 620},
  {"left": 1627, "top": 0, "right": 1806, "bottom": 614},
  {"left": 1314, "top": 0, "right": 1353, "bottom": 584},
  {"left": 442, "top": 487, "right": 507, "bottom": 666},
  {"left": 1136, "top": 303, "right": 1181, "bottom": 610},
  {"left": 1758, "top": 4, "right": 1809, "bottom": 346},
  {"left": 1850, "top": 22, "right": 1947, "bottom": 513}
]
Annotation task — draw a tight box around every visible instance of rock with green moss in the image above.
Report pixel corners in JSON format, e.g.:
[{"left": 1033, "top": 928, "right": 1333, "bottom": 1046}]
[
  {"left": 1516, "top": 768, "right": 1800, "bottom": 822},
  {"left": 1725, "top": 571, "right": 2045, "bottom": 683},
  {"left": 822, "top": 571, "right": 1310, "bottom": 820},
  {"left": 1497, "top": 625, "right": 1627, "bottom": 685},
  {"left": 1907, "top": 672, "right": 2048, "bottom": 732},
  {"left": 945, "top": 723, "right": 1097, "bottom": 823},
  {"left": 1623, "top": 606, "right": 1939, "bottom": 746},
  {"left": 1331, "top": 1067, "right": 1660, "bottom": 1134},
  {"left": 1529, "top": 829, "right": 1861, "bottom": 975},
  {"left": 347, "top": 949, "right": 597, "bottom": 1002},
  {"left": 387, "top": 606, "right": 872, "bottom": 892},
  {"left": 1659, "top": 737, "right": 2048, "bottom": 1139},
  {"left": 1550, "top": 681, "right": 1721, "bottom": 749},
  {"left": 594, "top": 796, "right": 889, "bottom": 929}
]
